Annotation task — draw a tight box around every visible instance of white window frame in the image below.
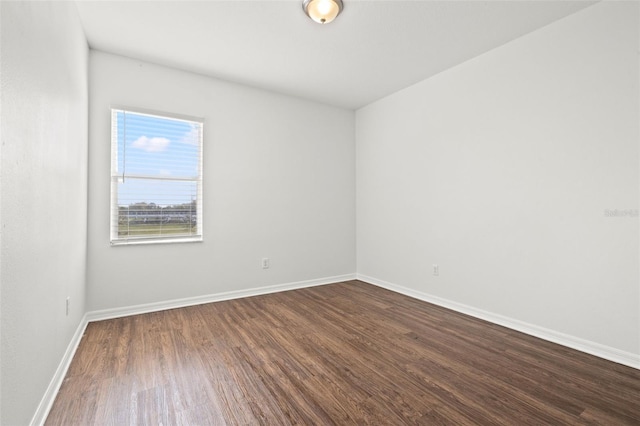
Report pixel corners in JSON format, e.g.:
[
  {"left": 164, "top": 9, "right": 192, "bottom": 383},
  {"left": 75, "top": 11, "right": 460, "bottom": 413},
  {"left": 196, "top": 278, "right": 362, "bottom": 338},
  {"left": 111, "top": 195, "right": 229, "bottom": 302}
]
[{"left": 110, "top": 106, "right": 204, "bottom": 246}]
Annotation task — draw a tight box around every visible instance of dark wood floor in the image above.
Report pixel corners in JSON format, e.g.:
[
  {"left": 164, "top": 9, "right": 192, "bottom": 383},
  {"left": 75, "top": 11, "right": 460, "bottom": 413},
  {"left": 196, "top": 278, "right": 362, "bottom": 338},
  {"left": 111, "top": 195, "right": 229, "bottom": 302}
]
[{"left": 46, "top": 280, "right": 640, "bottom": 425}]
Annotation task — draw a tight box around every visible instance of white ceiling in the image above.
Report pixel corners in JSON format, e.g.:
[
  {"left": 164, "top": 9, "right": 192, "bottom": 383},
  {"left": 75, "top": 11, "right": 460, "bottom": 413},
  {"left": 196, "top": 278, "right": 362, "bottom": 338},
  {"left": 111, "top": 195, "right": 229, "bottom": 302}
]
[{"left": 74, "top": 0, "right": 597, "bottom": 110}]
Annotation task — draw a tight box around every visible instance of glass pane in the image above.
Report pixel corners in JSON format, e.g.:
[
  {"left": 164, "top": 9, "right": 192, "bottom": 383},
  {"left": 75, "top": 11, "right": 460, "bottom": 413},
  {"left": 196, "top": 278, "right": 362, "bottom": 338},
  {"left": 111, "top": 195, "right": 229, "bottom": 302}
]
[
  {"left": 116, "top": 178, "right": 199, "bottom": 239},
  {"left": 114, "top": 111, "right": 201, "bottom": 178}
]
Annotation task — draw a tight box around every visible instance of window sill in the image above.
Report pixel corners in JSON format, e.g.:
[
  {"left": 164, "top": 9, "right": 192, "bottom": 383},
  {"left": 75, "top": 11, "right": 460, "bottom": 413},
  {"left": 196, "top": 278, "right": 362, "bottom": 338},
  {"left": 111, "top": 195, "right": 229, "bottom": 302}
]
[{"left": 110, "top": 236, "right": 203, "bottom": 246}]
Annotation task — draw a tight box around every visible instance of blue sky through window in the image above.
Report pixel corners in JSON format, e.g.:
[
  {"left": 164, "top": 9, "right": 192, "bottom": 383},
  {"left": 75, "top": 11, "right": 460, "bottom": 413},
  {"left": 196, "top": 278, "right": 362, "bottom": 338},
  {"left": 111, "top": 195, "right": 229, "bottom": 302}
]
[{"left": 114, "top": 110, "right": 202, "bottom": 207}]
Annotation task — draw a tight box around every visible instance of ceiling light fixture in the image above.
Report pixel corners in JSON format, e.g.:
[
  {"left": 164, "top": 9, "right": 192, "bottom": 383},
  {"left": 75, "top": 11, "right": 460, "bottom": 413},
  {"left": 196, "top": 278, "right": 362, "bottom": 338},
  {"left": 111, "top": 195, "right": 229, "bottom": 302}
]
[{"left": 303, "top": 0, "right": 343, "bottom": 24}]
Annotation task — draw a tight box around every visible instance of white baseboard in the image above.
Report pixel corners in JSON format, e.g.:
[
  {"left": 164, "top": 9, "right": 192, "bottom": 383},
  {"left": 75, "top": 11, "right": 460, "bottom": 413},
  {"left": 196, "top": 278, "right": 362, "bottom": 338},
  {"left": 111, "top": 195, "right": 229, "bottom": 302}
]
[
  {"left": 30, "top": 314, "right": 89, "bottom": 426},
  {"left": 357, "top": 274, "right": 640, "bottom": 370},
  {"left": 86, "top": 273, "right": 357, "bottom": 322}
]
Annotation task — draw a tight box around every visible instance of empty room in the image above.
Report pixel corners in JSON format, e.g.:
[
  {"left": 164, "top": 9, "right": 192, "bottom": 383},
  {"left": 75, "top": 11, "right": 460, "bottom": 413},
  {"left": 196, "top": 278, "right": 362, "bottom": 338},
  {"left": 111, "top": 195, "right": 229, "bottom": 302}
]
[{"left": 1, "top": 0, "right": 639, "bottom": 424}]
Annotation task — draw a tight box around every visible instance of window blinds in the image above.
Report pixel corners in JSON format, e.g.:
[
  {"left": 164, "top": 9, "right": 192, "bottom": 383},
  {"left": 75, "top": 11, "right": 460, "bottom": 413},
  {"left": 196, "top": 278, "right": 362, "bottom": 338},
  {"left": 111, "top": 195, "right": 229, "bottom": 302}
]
[{"left": 110, "top": 108, "right": 203, "bottom": 245}]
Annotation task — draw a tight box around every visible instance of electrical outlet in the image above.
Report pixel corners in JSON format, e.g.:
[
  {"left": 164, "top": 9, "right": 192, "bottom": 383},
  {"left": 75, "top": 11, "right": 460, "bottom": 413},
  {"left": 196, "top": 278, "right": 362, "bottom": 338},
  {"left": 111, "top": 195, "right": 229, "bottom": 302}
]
[
  {"left": 433, "top": 264, "right": 439, "bottom": 276},
  {"left": 262, "top": 258, "right": 270, "bottom": 269},
  {"left": 66, "top": 297, "right": 70, "bottom": 316}
]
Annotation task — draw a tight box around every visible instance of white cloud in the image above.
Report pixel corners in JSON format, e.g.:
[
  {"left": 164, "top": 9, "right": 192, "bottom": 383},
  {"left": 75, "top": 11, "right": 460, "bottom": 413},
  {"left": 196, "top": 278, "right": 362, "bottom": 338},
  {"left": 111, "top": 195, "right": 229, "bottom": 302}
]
[{"left": 132, "top": 136, "right": 170, "bottom": 152}]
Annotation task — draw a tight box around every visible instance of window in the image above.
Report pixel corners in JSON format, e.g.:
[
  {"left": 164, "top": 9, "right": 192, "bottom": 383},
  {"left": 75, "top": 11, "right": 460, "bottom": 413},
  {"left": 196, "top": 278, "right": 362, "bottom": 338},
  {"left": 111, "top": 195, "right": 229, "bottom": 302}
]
[{"left": 110, "top": 108, "right": 203, "bottom": 245}]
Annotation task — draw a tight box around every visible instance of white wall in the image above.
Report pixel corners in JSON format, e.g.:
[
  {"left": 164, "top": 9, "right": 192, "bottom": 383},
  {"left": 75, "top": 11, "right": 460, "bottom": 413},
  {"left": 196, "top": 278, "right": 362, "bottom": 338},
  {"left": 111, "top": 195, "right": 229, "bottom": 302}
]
[
  {"left": 0, "top": 2, "right": 88, "bottom": 424},
  {"left": 356, "top": 1, "right": 639, "bottom": 357},
  {"left": 87, "top": 52, "right": 355, "bottom": 311}
]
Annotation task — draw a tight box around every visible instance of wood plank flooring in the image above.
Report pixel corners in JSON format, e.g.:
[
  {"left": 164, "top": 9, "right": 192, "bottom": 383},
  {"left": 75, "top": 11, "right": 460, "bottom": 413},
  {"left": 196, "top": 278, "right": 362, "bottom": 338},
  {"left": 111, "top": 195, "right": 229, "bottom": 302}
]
[{"left": 46, "top": 280, "right": 640, "bottom": 425}]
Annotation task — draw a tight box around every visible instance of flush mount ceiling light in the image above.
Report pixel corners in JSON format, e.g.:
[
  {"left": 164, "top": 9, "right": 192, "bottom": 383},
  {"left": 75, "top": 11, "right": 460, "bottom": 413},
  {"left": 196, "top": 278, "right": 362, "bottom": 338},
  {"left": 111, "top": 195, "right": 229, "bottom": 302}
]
[{"left": 303, "top": 0, "right": 343, "bottom": 24}]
